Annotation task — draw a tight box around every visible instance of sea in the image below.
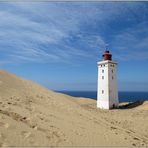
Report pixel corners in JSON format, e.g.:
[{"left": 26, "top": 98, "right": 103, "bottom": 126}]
[{"left": 57, "top": 91, "right": 148, "bottom": 102}]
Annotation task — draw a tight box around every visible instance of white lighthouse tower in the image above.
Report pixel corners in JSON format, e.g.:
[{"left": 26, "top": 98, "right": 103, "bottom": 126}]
[{"left": 97, "top": 49, "right": 119, "bottom": 109}]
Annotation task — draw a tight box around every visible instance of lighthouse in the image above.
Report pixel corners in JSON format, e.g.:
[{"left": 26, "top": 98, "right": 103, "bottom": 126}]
[{"left": 97, "top": 49, "right": 119, "bottom": 109}]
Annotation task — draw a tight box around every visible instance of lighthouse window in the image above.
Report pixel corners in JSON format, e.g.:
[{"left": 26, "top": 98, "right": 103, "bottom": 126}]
[
  {"left": 102, "top": 76, "right": 104, "bottom": 79},
  {"left": 112, "top": 69, "right": 113, "bottom": 73},
  {"left": 102, "top": 90, "right": 104, "bottom": 94},
  {"left": 112, "top": 76, "right": 114, "bottom": 80},
  {"left": 102, "top": 69, "right": 104, "bottom": 73}
]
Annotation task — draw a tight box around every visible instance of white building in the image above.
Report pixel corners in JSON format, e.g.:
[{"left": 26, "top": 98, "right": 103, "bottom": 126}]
[{"left": 97, "top": 50, "right": 119, "bottom": 109}]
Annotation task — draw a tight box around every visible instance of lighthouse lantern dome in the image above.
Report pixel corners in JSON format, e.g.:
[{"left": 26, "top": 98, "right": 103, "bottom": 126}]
[{"left": 102, "top": 50, "right": 112, "bottom": 61}]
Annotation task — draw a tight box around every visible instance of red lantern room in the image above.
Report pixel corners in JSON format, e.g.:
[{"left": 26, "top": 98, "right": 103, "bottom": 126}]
[{"left": 102, "top": 50, "right": 112, "bottom": 61}]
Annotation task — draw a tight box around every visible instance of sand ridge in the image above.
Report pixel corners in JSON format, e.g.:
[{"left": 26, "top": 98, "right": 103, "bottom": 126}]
[{"left": 0, "top": 70, "right": 148, "bottom": 146}]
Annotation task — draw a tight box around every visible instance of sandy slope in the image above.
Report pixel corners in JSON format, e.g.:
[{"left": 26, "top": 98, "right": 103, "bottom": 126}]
[{"left": 0, "top": 70, "right": 148, "bottom": 146}]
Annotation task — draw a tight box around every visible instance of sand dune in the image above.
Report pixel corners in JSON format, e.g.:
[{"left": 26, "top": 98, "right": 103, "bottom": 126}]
[{"left": 0, "top": 70, "right": 148, "bottom": 146}]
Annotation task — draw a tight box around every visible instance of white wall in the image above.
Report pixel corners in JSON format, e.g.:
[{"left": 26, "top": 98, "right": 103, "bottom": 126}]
[
  {"left": 97, "top": 62, "right": 109, "bottom": 109},
  {"left": 108, "top": 62, "right": 119, "bottom": 108},
  {"left": 97, "top": 60, "right": 118, "bottom": 109}
]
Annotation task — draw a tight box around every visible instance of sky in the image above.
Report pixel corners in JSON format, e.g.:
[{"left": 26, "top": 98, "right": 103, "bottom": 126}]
[{"left": 0, "top": 2, "right": 148, "bottom": 91}]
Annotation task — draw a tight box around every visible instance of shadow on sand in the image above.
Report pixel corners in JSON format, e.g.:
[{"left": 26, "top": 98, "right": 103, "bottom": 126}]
[{"left": 118, "top": 100, "right": 145, "bottom": 109}]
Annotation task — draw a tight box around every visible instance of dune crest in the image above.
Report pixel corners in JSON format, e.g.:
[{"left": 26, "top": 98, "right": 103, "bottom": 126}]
[{"left": 0, "top": 70, "right": 148, "bottom": 146}]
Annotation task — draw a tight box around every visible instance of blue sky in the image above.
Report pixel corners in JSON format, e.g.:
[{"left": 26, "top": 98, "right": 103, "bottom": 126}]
[{"left": 0, "top": 2, "right": 148, "bottom": 91}]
